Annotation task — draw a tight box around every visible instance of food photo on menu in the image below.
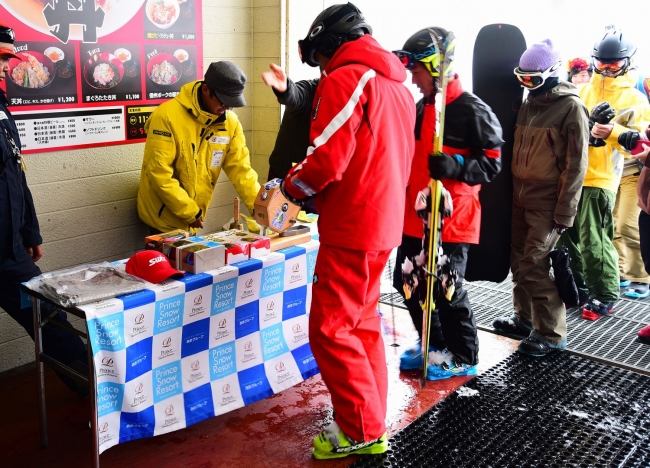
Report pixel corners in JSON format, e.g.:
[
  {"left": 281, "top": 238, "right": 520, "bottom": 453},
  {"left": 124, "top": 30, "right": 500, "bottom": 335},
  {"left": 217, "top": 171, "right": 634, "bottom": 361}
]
[
  {"left": 144, "top": 44, "right": 196, "bottom": 100},
  {"left": 3, "top": 41, "right": 77, "bottom": 107},
  {"left": 144, "top": 0, "right": 197, "bottom": 40},
  {"left": 79, "top": 43, "right": 143, "bottom": 103}
]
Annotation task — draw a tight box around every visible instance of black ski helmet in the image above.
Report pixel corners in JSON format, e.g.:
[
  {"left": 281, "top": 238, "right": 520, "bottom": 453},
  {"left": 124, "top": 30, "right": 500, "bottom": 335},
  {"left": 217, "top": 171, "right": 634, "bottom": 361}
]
[
  {"left": 592, "top": 28, "right": 636, "bottom": 76},
  {"left": 400, "top": 27, "right": 455, "bottom": 77},
  {"left": 298, "top": 2, "right": 372, "bottom": 68}
]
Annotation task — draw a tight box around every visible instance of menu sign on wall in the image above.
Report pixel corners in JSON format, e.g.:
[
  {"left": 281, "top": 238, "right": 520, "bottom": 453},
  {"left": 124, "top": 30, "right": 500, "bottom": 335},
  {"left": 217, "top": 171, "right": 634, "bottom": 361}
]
[
  {"left": 0, "top": 0, "right": 203, "bottom": 154},
  {"left": 14, "top": 106, "right": 125, "bottom": 149}
]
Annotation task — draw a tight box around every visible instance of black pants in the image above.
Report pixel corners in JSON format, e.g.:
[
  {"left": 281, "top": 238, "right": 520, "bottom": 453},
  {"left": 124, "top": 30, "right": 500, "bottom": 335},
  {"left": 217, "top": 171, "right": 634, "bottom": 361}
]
[
  {"left": 393, "top": 234, "right": 479, "bottom": 365},
  {"left": 0, "top": 247, "right": 87, "bottom": 393},
  {"left": 639, "top": 211, "right": 650, "bottom": 276}
]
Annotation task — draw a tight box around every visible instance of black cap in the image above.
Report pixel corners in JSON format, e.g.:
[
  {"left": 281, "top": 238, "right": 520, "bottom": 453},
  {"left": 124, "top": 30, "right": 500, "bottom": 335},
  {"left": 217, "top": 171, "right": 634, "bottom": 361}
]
[
  {"left": 0, "top": 23, "right": 21, "bottom": 60},
  {"left": 203, "top": 61, "right": 247, "bottom": 107}
]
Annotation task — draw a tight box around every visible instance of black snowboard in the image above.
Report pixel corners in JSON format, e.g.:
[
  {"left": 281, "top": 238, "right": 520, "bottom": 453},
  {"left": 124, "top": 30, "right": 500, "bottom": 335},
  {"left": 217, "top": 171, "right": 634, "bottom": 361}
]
[{"left": 465, "top": 24, "right": 526, "bottom": 283}]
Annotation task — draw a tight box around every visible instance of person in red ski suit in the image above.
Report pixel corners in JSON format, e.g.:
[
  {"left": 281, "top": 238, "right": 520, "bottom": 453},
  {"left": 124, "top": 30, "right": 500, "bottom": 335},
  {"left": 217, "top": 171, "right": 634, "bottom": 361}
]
[
  {"left": 280, "top": 3, "right": 415, "bottom": 459},
  {"left": 392, "top": 27, "right": 503, "bottom": 380}
]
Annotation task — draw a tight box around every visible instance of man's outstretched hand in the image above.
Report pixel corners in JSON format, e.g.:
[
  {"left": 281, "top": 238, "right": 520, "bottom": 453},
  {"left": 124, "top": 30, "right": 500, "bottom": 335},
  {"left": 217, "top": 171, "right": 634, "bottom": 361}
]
[{"left": 261, "top": 63, "right": 288, "bottom": 93}]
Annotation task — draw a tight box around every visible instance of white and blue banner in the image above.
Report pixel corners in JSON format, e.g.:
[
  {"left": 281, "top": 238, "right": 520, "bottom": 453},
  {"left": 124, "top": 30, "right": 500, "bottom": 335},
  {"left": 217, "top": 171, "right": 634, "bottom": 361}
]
[{"left": 81, "top": 241, "right": 320, "bottom": 453}]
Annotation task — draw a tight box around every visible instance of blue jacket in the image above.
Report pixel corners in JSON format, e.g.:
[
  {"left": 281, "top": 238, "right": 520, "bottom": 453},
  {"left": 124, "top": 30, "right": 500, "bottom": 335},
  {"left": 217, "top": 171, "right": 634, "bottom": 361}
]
[{"left": 0, "top": 89, "right": 41, "bottom": 262}]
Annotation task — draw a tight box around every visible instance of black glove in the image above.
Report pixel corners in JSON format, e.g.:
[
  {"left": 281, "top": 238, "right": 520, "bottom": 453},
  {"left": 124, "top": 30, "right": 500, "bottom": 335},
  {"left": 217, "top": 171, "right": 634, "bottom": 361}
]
[
  {"left": 279, "top": 178, "right": 313, "bottom": 208},
  {"left": 589, "top": 102, "right": 616, "bottom": 147},
  {"left": 618, "top": 131, "right": 641, "bottom": 151},
  {"left": 589, "top": 102, "right": 616, "bottom": 124},
  {"left": 428, "top": 152, "right": 462, "bottom": 180}
]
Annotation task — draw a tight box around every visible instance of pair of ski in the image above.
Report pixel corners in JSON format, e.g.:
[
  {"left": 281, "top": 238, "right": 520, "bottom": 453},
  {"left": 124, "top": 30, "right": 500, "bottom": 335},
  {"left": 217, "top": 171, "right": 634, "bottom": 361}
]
[{"left": 417, "top": 29, "right": 449, "bottom": 389}]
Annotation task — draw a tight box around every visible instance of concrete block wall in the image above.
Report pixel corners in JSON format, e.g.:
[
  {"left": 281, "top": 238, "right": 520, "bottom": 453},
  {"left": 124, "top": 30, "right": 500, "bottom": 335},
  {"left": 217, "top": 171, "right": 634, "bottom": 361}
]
[
  {"left": 251, "top": 0, "right": 283, "bottom": 182},
  {"left": 0, "top": 0, "right": 283, "bottom": 373}
]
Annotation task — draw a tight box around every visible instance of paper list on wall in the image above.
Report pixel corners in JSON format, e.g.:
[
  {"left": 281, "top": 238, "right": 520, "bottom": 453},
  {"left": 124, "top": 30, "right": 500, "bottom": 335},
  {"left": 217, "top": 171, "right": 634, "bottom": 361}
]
[{"left": 12, "top": 107, "right": 125, "bottom": 151}]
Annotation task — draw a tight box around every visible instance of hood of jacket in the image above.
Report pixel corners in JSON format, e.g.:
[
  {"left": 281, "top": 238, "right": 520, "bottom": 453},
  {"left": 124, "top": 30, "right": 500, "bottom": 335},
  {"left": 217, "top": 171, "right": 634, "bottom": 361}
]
[
  {"left": 526, "top": 80, "right": 581, "bottom": 108},
  {"left": 174, "top": 80, "right": 227, "bottom": 126},
  {"left": 588, "top": 71, "right": 638, "bottom": 97},
  {"left": 324, "top": 34, "right": 406, "bottom": 83}
]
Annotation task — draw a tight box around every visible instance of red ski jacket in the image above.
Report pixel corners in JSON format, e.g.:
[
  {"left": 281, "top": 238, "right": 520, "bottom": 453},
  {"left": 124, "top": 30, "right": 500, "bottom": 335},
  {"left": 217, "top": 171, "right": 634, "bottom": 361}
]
[
  {"left": 404, "top": 78, "right": 503, "bottom": 244},
  {"left": 284, "top": 35, "right": 416, "bottom": 251}
]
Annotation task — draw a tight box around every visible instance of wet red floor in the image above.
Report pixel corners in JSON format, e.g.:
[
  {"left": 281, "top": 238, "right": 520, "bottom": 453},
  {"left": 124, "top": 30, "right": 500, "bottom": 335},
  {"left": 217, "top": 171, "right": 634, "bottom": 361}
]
[{"left": 1, "top": 305, "right": 518, "bottom": 468}]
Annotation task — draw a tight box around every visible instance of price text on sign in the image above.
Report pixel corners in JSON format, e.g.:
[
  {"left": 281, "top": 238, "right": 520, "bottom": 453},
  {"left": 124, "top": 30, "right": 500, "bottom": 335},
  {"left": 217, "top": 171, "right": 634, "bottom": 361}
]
[{"left": 126, "top": 106, "right": 158, "bottom": 141}]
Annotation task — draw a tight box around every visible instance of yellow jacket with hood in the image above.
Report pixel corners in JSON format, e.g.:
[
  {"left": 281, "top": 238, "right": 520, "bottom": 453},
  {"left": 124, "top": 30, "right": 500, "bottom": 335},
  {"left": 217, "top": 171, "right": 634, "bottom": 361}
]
[
  {"left": 579, "top": 72, "right": 650, "bottom": 193},
  {"left": 137, "top": 81, "right": 260, "bottom": 233}
]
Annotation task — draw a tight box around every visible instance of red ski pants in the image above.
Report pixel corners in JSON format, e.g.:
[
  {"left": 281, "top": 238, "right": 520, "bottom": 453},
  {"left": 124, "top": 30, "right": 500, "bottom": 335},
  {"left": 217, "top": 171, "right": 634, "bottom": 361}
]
[{"left": 309, "top": 244, "right": 391, "bottom": 442}]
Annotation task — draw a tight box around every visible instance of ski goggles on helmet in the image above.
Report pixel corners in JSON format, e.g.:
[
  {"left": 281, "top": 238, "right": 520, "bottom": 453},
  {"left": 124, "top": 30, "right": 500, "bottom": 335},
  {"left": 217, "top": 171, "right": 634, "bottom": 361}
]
[
  {"left": 513, "top": 60, "right": 561, "bottom": 90},
  {"left": 392, "top": 47, "right": 441, "bottom": 76},
  {"left": 593, "top": 58, "right": 627, "bottom": 76},
  {"left": 298, "top": 38, "right": 317, "bottom": 68}
]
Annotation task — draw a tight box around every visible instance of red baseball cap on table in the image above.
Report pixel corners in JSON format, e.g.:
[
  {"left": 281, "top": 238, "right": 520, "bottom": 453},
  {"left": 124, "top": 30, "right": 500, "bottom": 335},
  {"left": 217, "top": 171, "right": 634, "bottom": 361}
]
[{"left": 126, "top": 250, "right": 184, "bottom": 283}]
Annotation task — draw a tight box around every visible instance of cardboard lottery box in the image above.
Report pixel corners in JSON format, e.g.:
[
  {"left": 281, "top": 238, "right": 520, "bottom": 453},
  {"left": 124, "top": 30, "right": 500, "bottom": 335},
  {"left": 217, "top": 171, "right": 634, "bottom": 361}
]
[
  {"left": 144, "top": 229, "right": 190, "bottom": 251},
  {"left": 202, "top": 233, "right": 249, "bottom": 264},
  {"left": 253, "top": 179, "right": 300, "bottom": 233},
  {"left": 217, "top": 229, "right": 271, "bottom": 258}
]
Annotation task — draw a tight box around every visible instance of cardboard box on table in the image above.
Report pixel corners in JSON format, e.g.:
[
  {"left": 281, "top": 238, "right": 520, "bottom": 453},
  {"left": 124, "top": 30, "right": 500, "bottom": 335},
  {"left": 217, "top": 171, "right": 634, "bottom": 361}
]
[
  {"left": 160, "top": 236, "right": 226, "bottom": 274},
  {"left": 217, "top": 230, "right": 271, "bottom": 258},
  {"left": 144, "top": 229, "right": 190, "bottom": 251},
  {"left": 202, "top": 233, "right": 249, "bottom": 264},
  {"left": 176, "top": 241, "right": 226, "bottom": 274},
  {"left": 162, "top": 236, "right": 205, "bottom": 265}
]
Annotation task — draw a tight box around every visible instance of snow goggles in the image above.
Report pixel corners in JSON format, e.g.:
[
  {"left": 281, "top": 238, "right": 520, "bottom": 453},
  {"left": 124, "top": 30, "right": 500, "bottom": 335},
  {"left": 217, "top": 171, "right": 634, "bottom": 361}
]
[
  {"left": 593, "top": 58, "right": 627, "bottom": 76},
  {"left": 393, "top": 47, "right": 440, "bottom": 76},
  {"left": 514, "top": 60, "right": 562, "bottom": 90}
]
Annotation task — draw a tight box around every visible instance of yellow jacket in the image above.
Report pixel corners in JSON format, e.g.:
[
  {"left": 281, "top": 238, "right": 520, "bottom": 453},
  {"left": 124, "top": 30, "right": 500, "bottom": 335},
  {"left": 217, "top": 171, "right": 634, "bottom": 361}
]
[
  {"left": 137, "top": 81, "right": 260, "bottom": 233},
  {"left": 579, "top": 73, "right": 650, "bottom": 192}
]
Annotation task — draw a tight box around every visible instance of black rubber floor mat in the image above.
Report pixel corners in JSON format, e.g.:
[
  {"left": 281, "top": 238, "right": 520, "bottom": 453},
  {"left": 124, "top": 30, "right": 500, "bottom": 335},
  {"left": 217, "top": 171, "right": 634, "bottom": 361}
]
[
  {"left": 349, "top": 353, "right": 650, "bottom": 468},
  {"left": 380, "top": 258, "right": 650, "bottom": 375}
]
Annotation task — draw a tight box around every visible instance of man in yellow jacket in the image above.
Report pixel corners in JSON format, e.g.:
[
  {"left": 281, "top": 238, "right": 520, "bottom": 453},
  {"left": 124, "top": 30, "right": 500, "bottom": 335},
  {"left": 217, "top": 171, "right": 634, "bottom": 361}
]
[
  {"left": 137, "top": 61, "right": 260, "bottom": 234},
  {"left": 563, "top": 28, "right": 650, "bottom": 319}
]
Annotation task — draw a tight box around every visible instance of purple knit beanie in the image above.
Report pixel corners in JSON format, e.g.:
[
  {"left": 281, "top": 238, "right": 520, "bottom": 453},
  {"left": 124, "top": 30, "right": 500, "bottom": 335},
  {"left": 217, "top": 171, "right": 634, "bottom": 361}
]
[{"left": 519, "top": 39, "right": 561, "bottom": 76}]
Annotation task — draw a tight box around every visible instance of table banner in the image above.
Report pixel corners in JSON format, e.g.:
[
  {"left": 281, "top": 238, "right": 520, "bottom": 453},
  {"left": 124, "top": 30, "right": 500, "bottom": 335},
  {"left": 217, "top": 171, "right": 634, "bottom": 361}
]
[{"left": 80, "top": 241, "right": 320, "bottom": 453}]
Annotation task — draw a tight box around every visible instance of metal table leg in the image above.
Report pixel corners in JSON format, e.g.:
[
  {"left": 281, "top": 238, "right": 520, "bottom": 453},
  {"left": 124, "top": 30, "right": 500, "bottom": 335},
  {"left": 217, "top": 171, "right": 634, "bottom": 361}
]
[
  {"left": 87, "top": 324, "right": 99, "bottom": 468},
  {"left": 33, "top": 298, "right": 48, "bottom": 448}
]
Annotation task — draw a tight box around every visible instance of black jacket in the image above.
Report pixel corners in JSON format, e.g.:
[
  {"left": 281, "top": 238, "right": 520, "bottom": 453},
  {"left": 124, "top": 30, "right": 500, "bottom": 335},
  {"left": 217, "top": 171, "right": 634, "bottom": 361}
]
[
  {"left": 267, "top": 77, "right": 319, "bottom": 180},
  {"left": 415, "top": 91, "right": 503, "bottom": 186},
  {"left": 412, "top": 78, "right": 503, "bottom": 244},
  {"left": 0, "top": 89, "right": 41, "bottom": 262}
]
